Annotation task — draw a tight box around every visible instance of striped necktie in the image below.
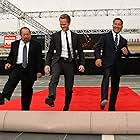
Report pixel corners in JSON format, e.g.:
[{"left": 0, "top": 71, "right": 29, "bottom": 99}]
[{"left": 114, "top": 33, "right": 118, "bottom": 51}]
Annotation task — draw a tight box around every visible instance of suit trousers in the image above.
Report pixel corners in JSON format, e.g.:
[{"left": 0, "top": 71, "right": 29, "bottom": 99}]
[
  {"left": 101, "top": 64, "right": 120, "bottom": 110},
  {"left": 48, "top": 58, "right": 75, "bottom": 107},
  {"left": 2, "top": 65, "right": 34, "bottom": 110}
]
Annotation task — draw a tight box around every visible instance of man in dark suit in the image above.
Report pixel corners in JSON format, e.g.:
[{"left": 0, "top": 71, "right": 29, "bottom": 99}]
[
  {"left": 44, "top": 14, "right": 85, "bottom": 111},
  {"left": 0, "top": 27, "right": 43, "bottom": 110},
  {"left": 94, "top": 18, "right": 129, "bottom": 111}
]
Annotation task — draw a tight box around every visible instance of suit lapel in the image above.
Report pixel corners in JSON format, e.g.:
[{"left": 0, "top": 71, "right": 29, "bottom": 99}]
[
  {"left": 109, "top": 31, "right": 115, "bottom": 45},
  {"left": 15, "top": 40, "right": 20, "bottom": 59},
  {"left": 28, "top": 40, "right": 33, "bottom": 62},
  {"left": 119, "top": 35, "right": 123, "bottom": 45},
  {"left": 117, "top": 35, "right": 123, "bottom": 49},
  {"left": 56, "top": 31, "right": 62, "bottom": 54},
  {"left": 71, "top": 31, "right": 76, "bottom": 49},
  {"left": 58, "top": 31, "right": 62, "bottom": 48}
]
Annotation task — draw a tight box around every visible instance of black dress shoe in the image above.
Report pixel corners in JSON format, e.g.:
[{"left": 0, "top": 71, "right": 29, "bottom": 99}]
[
  {"left": 0, "top": 93, "right": 5, "bottom": 105},
  {"left": 100, "top": 99, "right": 108, "bottom": 110},
  {"left": 108, "top": 107, "right": 116, "bottom": 111},
  {"left": 63, "top": 105, "right": 69, "bottom": 111},
  {"left": 45, "top": 97, "right": 54, "bottom": 107}
]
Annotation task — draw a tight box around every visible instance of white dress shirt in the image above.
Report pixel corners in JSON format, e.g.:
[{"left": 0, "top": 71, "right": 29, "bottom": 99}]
[
  {"left": 112, "top": 30, "right": 120, "bottom": 46},
  {"left": 61, "top": 30, "right": 73, "bottom": 58},
  {"left": 16, "top": 40, "right": 30, "bottom": 64}
]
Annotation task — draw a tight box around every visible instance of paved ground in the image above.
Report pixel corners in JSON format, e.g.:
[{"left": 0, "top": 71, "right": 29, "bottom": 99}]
[{"left": 0, "top": 75, "right": 140, "bottom": 140}]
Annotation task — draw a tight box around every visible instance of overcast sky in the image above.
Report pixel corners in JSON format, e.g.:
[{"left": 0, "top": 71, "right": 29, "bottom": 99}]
[
  {"left": 0, "top": 0, "right": 140, "bottom": 33},
  {"left": 8, "top": 0, "right": 140, "bottom": 11}
]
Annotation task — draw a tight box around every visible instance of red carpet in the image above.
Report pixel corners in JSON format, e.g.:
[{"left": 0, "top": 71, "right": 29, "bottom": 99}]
[{"left": 0, "top": 86, "right": 140, "bottom": 111}]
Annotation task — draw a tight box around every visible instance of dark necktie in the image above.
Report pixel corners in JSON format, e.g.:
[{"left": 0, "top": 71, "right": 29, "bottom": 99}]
[
  {"left": 22, "top": 44, "right": 27, "bottom": 68},
  {"left": 114, "top": 33, "right": 118, "bottom": 51},
  {"left": 65, "top": 32, "right": 72, "bottom": 62}
]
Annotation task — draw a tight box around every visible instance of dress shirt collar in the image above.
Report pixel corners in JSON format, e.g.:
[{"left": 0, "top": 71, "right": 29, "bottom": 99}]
[
  {"left": 112, "top": 30, "right": 120, "bottom": 37},
  {"left": 112, "top": 30, "right": 120, "bottom": 41},
  {"left": 61, "top": 30, "right": 71, "bottom": 34},
  {"left": 20, "top": 39, "right": 30, "bottom": 46}
]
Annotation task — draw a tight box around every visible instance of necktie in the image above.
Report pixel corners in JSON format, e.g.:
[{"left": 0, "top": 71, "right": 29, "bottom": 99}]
[
  {"left": 65, "top": 32, "right": 72, "bottom": 62},
  {"left": 22, "top": 44, "right": 27, "bottom": 68},
  {"left": 114, "top": 33, "right": 118, "bottom": 51}
]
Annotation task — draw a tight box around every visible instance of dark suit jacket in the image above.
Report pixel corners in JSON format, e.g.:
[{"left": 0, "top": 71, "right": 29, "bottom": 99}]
[
  {"left": 7, "top": 39, "right": 43, "bottom": 81},
  {"left": 45, "top": 31, "right": 85, "bottom": 68},
  {"left": 94, "top": 31, "right": 129, "bottom": 69}
]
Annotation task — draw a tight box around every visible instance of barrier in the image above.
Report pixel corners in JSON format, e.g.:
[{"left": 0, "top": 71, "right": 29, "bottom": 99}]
[{"left": 0, "top": 111, "right": 140, "bottom": 134}]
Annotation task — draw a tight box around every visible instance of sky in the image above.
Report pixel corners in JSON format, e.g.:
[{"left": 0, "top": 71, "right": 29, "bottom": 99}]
[
  {"left": 0, "top": 0, "right": 140, "bottom": 33},
  {"left": 8, "top": 0, "right": 140, "bottom": 11}
]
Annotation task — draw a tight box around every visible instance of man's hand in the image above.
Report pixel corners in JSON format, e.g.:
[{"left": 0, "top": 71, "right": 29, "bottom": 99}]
[
  {"left": 95, "top": 59, "right": 102, "bottom": 67},
  {"left": 78, "top": 65, "right": 85, "bottom": 72},
  {"left": 44, "top": 65, "right": 50, "bottom": 76},
  {"left": 37, "top": 72, "right": 42, "bottom": 79},
  {"left": 5, "top": 63, "right": 11, "bottom": 70},
  {"left": 121, "top": 47, "right": 128, "bottom": 55}
]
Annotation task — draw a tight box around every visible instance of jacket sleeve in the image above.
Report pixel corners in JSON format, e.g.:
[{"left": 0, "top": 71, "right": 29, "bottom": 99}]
[
  {"left": 122, "top": 38, "right": 130, "bottom": 57},
  {"left": 35, "top": 41, "right": 44, "bottom": 73},
  {"left": 6, "top": 42, "right": 14, "bottom": 64},
  {"left": 77, "top": 34, "right": 85, "bottom": 66},
  {"left": 45, "top": 34, "right": 55, "bottom": 66},
  {"left": 94, "top": 34, "right": 105, "bottom": 59}
]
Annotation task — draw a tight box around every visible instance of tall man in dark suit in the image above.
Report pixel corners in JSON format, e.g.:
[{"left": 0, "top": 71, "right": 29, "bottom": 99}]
[
  {"left": 94, "top": 18, "right": 129, "bottom": 111},
  {"left": 0, "top": 27, "right": 43, "bottom": 110},
  {"left": 44, "top": 14, "right": 85, "bottom": 111}
]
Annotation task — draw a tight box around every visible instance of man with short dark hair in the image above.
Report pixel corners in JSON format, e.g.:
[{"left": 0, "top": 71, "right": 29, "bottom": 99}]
[
  {"left": 44, "top": 14, "right": 85, "bottom": 111},
  {"left": 94, "top": 18, "right": 129, "bottom": 111},
  {"left": 0, "top": 27, "right": 43, "bottom": 110}
]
